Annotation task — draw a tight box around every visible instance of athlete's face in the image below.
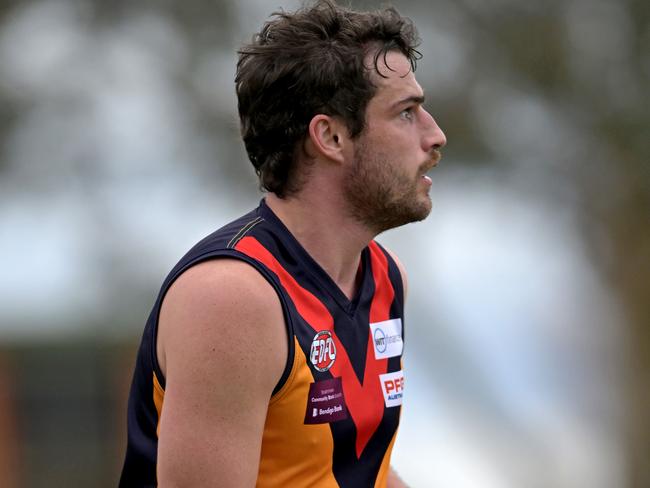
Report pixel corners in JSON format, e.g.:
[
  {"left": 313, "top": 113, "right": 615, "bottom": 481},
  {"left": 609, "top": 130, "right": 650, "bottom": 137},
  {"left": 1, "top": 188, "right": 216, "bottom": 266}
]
[{"left": 343, "top": 51, "right": 446, "bottom": 233}]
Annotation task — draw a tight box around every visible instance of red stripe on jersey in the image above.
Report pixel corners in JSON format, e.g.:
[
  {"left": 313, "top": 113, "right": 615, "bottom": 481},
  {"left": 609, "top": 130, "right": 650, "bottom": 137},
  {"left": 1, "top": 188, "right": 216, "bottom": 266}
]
[{"left": 235, "top": 236, "right": 394, "bottom": 458}]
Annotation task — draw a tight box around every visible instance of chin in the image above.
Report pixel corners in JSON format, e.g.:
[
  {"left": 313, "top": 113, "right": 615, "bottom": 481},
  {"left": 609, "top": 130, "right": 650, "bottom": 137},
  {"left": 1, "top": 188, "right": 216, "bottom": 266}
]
[
  {"left": 412, "top": 205, "right": 432, "bottom": 222},
  {"left": 412, "top": 198, "right": 433, "bottom": 222},
  {"left": 382, "top": 200, "right": 432, "bottom": 231}
]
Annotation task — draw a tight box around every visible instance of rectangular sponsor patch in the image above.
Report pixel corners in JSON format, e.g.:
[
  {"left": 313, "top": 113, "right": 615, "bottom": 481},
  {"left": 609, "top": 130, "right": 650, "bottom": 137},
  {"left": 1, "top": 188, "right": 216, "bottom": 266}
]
[
  {"left": 370, "top": 318, "right": 403, "bottom": 359},
  {"left": 304, "top": 377, "right": 348, "bottom": 424},
  {"left": 379, "top": 370, "right": 404, "bottom": 408}
]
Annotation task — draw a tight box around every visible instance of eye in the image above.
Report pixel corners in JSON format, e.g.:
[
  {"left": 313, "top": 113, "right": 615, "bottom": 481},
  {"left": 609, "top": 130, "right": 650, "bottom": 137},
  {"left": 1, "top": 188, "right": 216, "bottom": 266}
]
[{"left": 400, "top": 107, "right": 415, "bottom": 121}]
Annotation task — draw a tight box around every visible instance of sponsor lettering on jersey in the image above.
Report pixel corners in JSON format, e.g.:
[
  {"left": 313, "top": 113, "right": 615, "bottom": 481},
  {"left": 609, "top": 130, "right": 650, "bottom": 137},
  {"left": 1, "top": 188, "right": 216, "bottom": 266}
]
[
  {"left": 310, "top": 330, "right": 337, "bottom": 372},
  {"left": 379, "top": 370, "right": 404, "bottom": 408},
  {"left": 369, "top": 318, "right": 403, "bottom": 359},
  {"left": 304, "top": 377, "right": 348, "bottom": 424}
]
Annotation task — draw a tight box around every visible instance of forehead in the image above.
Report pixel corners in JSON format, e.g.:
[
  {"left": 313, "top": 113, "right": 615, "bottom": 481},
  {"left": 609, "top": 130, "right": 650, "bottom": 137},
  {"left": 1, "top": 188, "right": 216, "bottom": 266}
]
[{"left": 366, "top": 50, "right": 423, "bottom": 103}]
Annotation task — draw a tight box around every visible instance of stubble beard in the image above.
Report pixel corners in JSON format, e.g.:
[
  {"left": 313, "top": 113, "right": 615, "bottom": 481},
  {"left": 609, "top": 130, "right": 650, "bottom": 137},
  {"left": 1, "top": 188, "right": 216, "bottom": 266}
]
[{"left": 342, "top": 142, "right": 433, "bottom": 234}]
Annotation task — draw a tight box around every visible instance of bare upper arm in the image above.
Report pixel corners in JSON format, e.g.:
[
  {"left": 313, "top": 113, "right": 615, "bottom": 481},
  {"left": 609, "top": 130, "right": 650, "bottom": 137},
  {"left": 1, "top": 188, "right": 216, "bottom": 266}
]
[{"left": 156, "top": 258, "right": 287, "bottom": 487}]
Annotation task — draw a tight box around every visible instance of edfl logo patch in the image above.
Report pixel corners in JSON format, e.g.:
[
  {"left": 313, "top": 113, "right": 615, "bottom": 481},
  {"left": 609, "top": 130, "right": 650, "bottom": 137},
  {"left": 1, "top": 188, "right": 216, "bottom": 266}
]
[{"left": 310, "top": 330, "right": 337, "bottom": 372}]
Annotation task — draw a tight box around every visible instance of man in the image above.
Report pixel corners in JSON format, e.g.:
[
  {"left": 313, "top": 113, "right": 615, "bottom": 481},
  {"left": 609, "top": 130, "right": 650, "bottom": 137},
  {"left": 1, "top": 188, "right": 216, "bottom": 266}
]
[{"left": 120, "top": 1, "right": 446, "bottom": 486}]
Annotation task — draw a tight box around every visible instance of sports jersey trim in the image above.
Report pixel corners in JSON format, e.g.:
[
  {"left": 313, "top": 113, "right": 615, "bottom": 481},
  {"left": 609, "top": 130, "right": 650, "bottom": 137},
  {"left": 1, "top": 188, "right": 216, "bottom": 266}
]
[
  {"left": 268, "top": 336, "right": 301, "bottom": 405},
  {"left": 227, "top": 216, "right": 264, "bottom": 248}
]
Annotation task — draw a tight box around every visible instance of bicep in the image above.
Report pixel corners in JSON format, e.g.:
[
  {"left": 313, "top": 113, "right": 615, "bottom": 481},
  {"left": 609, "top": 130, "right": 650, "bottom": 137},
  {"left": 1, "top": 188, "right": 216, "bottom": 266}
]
[{"left": 156, "top": 259, "right": 287, "bottom": 487}]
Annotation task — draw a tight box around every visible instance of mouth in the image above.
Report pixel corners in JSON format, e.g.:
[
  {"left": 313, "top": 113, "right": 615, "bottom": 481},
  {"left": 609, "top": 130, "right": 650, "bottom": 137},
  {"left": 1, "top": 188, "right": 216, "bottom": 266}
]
[
  {"left": 420, "top": 174, "right": 433, "bottom": 186},
  {"left": 418, "top": 150, "right": 442, "bottom": 187},
  {"left": 419, "top": 150, "right": 442, "bottom": 177}
]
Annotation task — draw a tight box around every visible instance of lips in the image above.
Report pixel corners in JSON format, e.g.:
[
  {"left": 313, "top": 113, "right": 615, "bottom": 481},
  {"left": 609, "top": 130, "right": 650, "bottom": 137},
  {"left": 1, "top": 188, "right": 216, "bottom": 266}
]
[{"left": 419, "top": 149, "right": 442, "bottom": 175}]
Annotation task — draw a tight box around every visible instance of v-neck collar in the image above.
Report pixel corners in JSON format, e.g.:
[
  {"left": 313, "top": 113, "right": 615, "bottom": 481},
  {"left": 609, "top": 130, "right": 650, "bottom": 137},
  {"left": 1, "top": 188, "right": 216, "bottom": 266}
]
[{"left": 258, "top": 199, "right": 372, "bottom": 317}]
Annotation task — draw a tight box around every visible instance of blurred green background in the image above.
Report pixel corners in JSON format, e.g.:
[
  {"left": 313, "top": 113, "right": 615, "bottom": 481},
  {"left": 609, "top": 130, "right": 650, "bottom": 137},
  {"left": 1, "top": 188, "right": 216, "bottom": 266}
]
[{"left": 0, "top": 0, "right": 648, "bottom": 486}]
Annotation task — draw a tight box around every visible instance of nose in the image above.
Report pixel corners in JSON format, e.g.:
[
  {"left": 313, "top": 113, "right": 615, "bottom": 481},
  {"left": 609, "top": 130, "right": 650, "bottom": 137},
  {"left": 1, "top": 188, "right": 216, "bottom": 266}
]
[{"left": 421, "top": 108, "right": 447, "bottom": 151}]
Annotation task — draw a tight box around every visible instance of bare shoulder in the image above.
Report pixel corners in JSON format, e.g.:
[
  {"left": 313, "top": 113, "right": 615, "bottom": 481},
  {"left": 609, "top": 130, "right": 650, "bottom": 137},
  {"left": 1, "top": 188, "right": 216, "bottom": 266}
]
[
  {"left": 157, "top": 257, "right": 286, "bottom": 379},
  {"left": 383, "top": 247, "right": 409, "bottom": 300},
  {"left": 163, "top": 257, "right": 281, "bottom": 312}
]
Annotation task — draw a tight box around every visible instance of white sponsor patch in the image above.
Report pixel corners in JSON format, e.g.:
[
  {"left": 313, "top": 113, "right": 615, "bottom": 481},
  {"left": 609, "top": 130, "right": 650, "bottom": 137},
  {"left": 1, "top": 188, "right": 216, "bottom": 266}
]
[
  {"left": 369, "top": 318, "right": 403, "bottom": 359},
  {"left": 379, "top": 370, "right": 404, "bottom": 408}
]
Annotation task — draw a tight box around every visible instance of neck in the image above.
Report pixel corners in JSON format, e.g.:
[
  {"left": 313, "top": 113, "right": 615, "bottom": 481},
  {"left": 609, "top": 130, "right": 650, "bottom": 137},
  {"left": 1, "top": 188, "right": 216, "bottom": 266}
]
[{"left": 265, "top": 192, "right": 375, "bottom": 300}]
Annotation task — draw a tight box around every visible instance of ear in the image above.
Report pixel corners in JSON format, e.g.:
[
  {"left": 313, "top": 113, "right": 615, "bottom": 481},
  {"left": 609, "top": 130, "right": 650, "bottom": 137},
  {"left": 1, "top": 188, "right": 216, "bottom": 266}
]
[{"left": 305, "top": 114, "right": 348, "bottom": 164}]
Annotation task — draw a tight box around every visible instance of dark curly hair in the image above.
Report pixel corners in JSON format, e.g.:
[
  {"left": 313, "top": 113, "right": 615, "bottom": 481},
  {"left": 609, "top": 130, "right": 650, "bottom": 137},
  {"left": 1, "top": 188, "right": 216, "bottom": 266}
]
[{"left": 235, "top": 0, "right": 421, "bottom": 198}]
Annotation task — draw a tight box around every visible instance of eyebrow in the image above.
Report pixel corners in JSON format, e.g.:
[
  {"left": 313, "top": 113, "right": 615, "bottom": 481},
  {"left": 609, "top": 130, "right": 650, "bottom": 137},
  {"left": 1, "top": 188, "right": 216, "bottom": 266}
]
[{"left": 392, "top": 95, "right": 426, "bottom": 110}]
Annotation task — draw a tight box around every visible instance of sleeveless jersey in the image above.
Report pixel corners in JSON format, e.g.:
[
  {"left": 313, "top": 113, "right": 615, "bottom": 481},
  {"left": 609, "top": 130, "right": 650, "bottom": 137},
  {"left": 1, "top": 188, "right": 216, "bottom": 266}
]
[{"left": 120, "top": 200, "right": 406, "bottom": 487}]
